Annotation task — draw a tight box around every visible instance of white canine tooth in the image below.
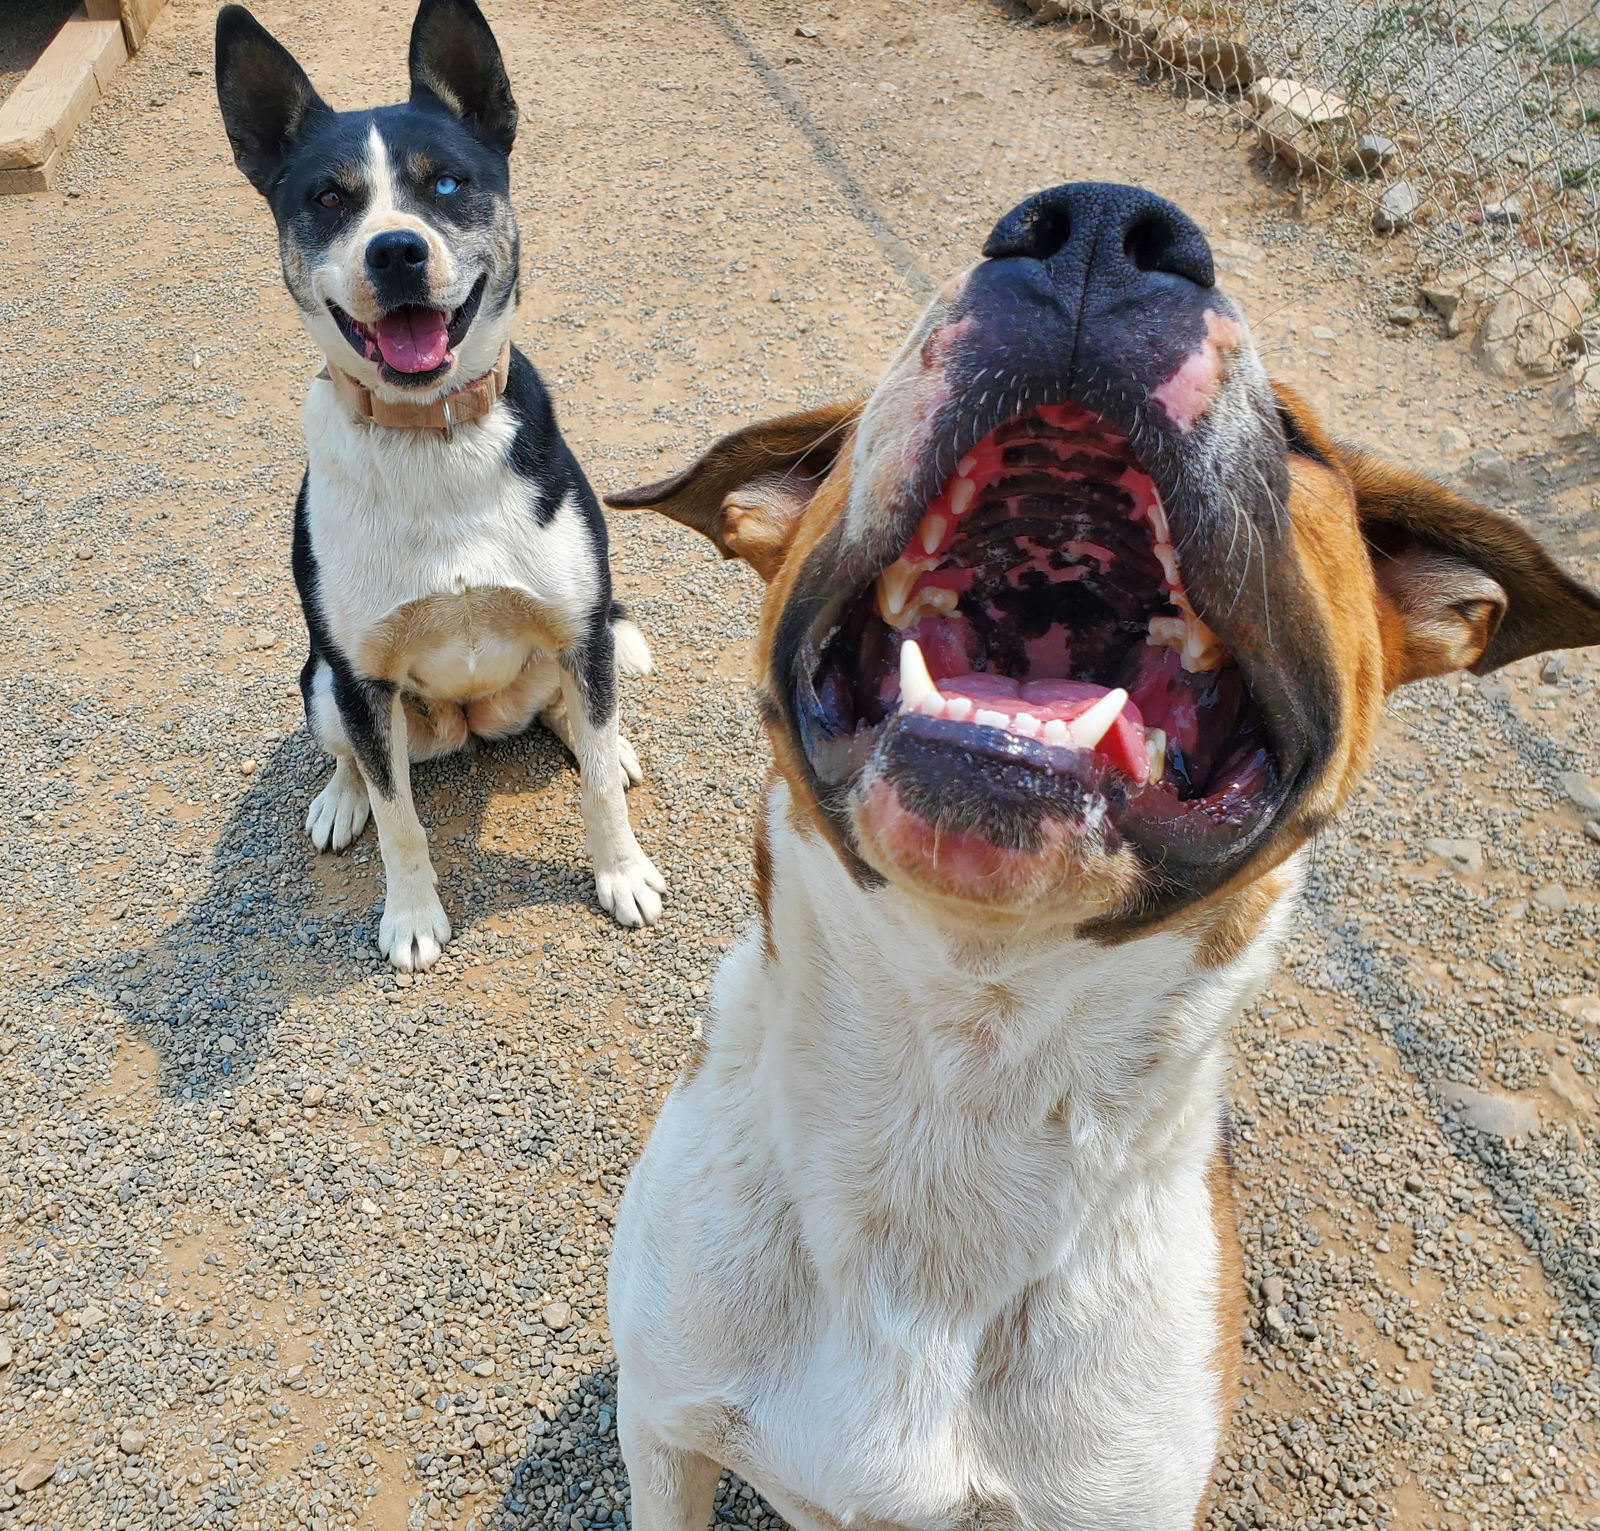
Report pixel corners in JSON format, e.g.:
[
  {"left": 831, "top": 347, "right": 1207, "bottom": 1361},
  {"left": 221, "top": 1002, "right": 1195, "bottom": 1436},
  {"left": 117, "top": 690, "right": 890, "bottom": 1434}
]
[
  {"left": 920, "top": 513, "right": 948, "bottom": 556},
  {"left": 1146, "top": 727, "right": 1168, "bottom": 783},
  {"left": 898, "top": 637, "right": 942, "bottom": 715},
  {"left": 921, "top": 586, "right": 958, "bottom": 614},
  {"left": 1012, "top": 714, "right": 1041, "bottom": 738},
  {"left": 974, "top": 708, "right": 1011, "bottom": 732},
  {"left": 944, "top": 695, "right": 973, "bottom": 722},
  {"left": 1041, "top": 719, "right": 1070, "bottom": 746},
  {"left": 1061, "top": 688, "right": 1129, "bottom": 752},
  {"left": 948, "top": 477, "right": 976, "bottom": 516},
  {"left": 957, "top": 454, "right": 977, "bottom": 477}
]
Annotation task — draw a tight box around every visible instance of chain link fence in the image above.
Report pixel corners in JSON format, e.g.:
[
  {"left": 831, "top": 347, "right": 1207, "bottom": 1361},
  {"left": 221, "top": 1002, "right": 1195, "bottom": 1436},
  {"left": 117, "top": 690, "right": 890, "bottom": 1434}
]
[{"left": 1022, "top": 0, "right": 1600, "bottom": 418}]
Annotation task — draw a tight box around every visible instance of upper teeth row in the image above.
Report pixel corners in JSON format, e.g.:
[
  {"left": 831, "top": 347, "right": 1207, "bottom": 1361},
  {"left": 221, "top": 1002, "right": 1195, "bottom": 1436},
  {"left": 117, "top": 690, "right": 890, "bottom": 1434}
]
[
  {"left": 874, "top": 469, "right": 1225, "bottom": 673},
  {"left": 898, "top": 638, "right": 1130, "bottom": 753}
]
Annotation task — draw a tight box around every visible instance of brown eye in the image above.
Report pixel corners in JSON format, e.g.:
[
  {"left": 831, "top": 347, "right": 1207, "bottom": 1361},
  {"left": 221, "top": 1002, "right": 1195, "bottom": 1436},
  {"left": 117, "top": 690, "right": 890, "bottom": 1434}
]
[{"left": 316, "top": 190, "right": 342, "bottom": 210}]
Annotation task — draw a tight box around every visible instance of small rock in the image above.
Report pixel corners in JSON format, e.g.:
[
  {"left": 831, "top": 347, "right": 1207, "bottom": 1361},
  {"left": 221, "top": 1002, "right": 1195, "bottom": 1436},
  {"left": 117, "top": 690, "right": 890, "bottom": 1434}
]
[
  {"left": 541, "top": 1301, "right": 573, "bottom": 1331},
  {"left": 240, "top": 759, "right": 258, "bottom": 776},
  {"left": 472, "top": 1358, "right": 495, "bottom": 1377},
  {"left": 472, "top": 1421, "right": 498, "bottom": 1448},
  {"left": 1482, "top": 197, "right": 1524, "bottom": 225},
  {"left": 1425, "top": 837, "right": 1483, "bottom": 875},
  {"left": 251, "top": 629, "right": 279, "bottom": 650},
  {"left": 1477, "top": 272, "right": 1590, "bottom": 379},
  {"left": 1418, "top": 274, "right": 1465, "bottom": 320},
  {"left": 794, "top": 24, "right": 818, "bottom": 37},
  {"left": 441, "top": 1146, "right": 461, "bottom": 1168},
  {"left": 1539, "top": 654, "right": 1567, "bottom": 684},
  {"left": 1263, "top": 1275, "right": 1286, "bottom": 1306},
  {"left": 1436, "top": 426, "right": 1471, "bottom": 453},
  {"left": 14, "top": 1461, "right": 55, "bottom": 1494},
  {"left": 1558, "top": 772, "right": 1600, "bottom": 813},
  {"left": 0, "top": 1338, "right": 12, "bottom": 1368},
  {"left": 1342, "top": 133, "right": 1397, "bottom": 175},
  {"left": 1263, "top": 1305, "right": 1289, "bottom": 1337},
  {"left": 1387, "top": 306, "right": 1420, "bottom": 327},
  {"left": 1372, "top": 180, "right": 1419, "bottom": 233},
  {"left": 1462, "top": 449, "right": 1513, "bottom": 490},
  {"left": 0, "top": 1289, "right": 12, "bottom": 1311},
  {"left": 118, "top": 1429, "right": 147, "bottom": 1456},
  {"left": 1403, "top": 1172, "right": 1424, "bottom": 1193},
  {"left": 1584, "top": 820, "right": 1600, "bottom": 845},
  {"left": 1068, "top": 45, "right": 1116, "bottom": 66},
  {"left": 303, "top": 1083, "right": 325, "bottom": 1106},
  {"left": 1534, "top": 883, "right": 1570, "bottom": 912},
  {"left": 1555, "top": 356, "right": 1600, "bottom": 438},
  {"left": 217, "top": 1035, "right": 237, "bottom": 1055}
]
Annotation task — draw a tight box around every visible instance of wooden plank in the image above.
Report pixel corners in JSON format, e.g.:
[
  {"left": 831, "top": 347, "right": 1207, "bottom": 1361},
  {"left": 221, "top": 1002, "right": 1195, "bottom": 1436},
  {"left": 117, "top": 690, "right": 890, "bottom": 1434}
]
[
  {"left": 0, "top": 12, "right": 127, "bottom": 173},
  {"left": 119, "top": 0, "right": 168, "bottom": 53},
  {"left": 82, "top": 0, "right": 121, "bottom": 19},
  {"left": 0, "top": 149, "right": 62, "bottom": 196}
]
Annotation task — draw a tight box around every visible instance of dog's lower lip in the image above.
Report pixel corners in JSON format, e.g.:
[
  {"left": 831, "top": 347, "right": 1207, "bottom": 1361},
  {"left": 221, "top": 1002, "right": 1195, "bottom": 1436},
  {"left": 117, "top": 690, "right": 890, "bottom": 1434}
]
[{"left": 325, "top": 276, "right": 486, "bottom": 373}]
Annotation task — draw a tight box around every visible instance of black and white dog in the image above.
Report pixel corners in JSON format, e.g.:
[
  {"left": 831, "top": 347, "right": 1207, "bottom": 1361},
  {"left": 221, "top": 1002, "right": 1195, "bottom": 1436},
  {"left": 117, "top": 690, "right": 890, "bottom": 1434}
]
[{"left": 215, "top": 0, "right": 665, "bottom": 970}]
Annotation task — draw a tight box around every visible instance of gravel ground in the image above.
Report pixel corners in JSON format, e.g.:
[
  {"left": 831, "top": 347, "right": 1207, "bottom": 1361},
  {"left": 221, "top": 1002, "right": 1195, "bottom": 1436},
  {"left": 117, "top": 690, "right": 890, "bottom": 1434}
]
[{"left": 1, "top": 2, "right": 1597, "bottom": 1529}]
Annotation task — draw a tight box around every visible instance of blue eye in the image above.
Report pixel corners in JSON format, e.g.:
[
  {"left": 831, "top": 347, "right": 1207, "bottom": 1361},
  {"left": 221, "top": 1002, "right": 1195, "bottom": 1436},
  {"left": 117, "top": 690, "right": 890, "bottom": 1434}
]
[{"left": 434, "top": 174, "right": 460, "bottom": 196}]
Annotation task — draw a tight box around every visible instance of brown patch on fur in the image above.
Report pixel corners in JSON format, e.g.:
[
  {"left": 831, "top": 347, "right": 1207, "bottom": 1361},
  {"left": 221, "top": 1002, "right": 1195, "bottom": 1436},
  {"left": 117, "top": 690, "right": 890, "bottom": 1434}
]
[
  {"left": 1183, "top": 868, "right": 1290, "bottom": 970},
  {"left": 1196, "top": 1136, "right": 1244, "bottom": 1530},
  {"left": 753, "top": 782, "right": 776, "bottom": 964},
  {"left": 355, "top": 586, "right": 575, "bottom": 690}
]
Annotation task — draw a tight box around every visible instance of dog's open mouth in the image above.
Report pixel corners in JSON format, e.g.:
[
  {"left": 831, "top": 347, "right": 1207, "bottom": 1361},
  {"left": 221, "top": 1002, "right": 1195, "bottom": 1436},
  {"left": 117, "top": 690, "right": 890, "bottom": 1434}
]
[
  {"left": 327, "top": 275, "right": 486, "bottom": 378},
  {"left": 795, "top": 402, "right": 1283, "bottom": 874}
]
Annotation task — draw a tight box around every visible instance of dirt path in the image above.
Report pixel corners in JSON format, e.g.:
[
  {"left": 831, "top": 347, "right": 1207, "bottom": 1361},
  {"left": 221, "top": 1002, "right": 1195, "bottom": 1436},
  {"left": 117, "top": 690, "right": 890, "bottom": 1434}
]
[{"left": 1, "top": 2, "right": 1597, "bottom": 1529}]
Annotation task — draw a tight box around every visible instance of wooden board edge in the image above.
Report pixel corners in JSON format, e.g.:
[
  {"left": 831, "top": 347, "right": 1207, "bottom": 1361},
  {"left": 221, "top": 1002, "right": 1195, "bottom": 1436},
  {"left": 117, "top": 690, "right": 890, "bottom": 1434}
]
[
  {"left": 0, "top": 11, "right": 127, "bottom": 177},
  {"left": 0, "top": 148, "right": 63, "bottom": 196},
  {"left": 120, "top": 0, "right": 169, "bottom": 54}
]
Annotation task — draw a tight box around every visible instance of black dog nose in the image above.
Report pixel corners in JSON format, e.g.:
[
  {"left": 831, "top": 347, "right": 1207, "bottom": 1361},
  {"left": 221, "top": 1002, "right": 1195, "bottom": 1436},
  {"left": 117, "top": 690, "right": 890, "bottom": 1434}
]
[
  {"left": 983, "top": 182, "right": 1214, "bottom": 291},
  {"left": 366, "top": 230, "right": 430, "bottom": 274}
]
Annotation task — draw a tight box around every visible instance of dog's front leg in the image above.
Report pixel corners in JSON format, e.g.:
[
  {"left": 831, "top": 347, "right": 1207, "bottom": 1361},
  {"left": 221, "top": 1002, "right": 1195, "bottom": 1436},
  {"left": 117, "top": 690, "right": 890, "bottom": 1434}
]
[
  {"left": 559, "top": 631, "right": 665, "bottom": 928},
  {"left": 619, "top": 1400, "right": 720, "bottom": 1531},
  {"left": 335, "top": 675, "right": 452, "bottom": 971}
]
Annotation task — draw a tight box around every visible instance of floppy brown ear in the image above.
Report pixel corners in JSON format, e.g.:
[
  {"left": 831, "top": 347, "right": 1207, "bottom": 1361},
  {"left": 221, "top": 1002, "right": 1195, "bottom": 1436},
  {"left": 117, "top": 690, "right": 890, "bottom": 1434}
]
[
  {"left": 1344, "top": 447, "right": 1600, "bottom": 686},
  {"left": 605, "top": 402, "right": 862, "bottom": 582}
]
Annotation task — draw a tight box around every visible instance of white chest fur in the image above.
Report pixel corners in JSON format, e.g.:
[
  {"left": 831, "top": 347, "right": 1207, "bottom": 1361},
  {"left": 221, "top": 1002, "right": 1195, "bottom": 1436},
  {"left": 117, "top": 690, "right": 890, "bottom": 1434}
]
[
  {"left": 302, "top": 383, "right": 598, "bottom": 698},
  {"left": 611, "top": 787, "right": 1299, "bottom": 1531}
]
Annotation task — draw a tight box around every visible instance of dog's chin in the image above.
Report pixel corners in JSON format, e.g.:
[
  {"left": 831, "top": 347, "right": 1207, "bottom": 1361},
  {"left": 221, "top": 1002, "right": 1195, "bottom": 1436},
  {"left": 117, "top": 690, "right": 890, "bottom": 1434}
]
[
  {"left": 322, "top": 274, "right": 490, "bottom": 392},
  {"left": 851, "top": 772, "right": 1140, "bottom": 924}
]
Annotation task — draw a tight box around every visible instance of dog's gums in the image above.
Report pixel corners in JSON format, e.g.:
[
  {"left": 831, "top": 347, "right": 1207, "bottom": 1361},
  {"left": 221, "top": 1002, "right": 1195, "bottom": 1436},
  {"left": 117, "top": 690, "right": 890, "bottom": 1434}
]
[
  {"left": 326, "top": 273, "right": 486, "bottom": 376},
  {"left": 802, "top": 402, "right": 1277, "bottom": 843}
]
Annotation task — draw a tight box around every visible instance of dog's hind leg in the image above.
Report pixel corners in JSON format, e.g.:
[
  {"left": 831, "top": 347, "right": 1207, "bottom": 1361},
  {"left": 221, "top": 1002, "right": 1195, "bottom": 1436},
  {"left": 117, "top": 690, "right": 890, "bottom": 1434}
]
[
  {"left": 331, "top": 673, "right": 451, "bottom": 972},
  {"left": 618, "top": 1399, "right": 719, "bottom": 1531},
  {"left": 538, "top": 695, "right": 644, "bottom": 787},
  {"left": 304, "top": 659, "right": 372, "bottom": 852},
  {"left": 558, "top": 628, "right": 665, "bottom": 927}
]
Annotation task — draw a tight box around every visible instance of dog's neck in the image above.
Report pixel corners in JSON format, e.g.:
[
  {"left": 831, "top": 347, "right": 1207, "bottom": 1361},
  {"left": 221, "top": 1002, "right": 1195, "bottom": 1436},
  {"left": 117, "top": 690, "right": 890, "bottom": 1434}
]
[
  {"left": 320, "top": 342, "right": 512, "bottom": 436},
  {"left": 740, "top": 784, "right": 1296, "bottom": 1322}
]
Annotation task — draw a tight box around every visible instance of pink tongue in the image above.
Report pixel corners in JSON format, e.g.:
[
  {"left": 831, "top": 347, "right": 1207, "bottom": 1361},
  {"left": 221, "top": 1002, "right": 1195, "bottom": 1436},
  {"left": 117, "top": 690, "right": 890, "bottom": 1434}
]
[{"left": 371, "top": 307, "right": 451, "bottom": 373}]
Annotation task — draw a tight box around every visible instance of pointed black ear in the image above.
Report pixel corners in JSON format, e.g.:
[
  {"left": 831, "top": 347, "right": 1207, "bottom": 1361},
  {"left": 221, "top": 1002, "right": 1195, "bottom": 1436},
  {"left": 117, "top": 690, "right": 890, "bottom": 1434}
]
[
  {"left": 408, "top": 0, "right": 518, "bottom": 153},
  {"left": 215, "top": 5, "right": 331, "bottom": 195}
]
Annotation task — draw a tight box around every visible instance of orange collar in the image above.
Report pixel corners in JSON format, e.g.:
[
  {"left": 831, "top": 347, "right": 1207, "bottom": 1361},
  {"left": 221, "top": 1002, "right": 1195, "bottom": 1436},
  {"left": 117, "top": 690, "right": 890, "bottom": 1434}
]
[{"left": 320, "top": 344, "right": 512, "bottom": 438}]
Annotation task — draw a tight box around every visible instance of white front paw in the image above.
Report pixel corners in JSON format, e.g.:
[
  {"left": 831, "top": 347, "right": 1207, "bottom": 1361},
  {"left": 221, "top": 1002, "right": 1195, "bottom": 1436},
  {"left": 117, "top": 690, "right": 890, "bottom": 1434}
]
[
  {"left": 379, "top": 887, "right": 452, "bottom": 972},
  {"left": 596, "top": 856, "right": 667, "bottom": 928},
  {"left": 617, "top": 733, "right": 644, "bottom": 789},
  {"left": 306, "top": 766, "right": 370, "bottom": 851}
]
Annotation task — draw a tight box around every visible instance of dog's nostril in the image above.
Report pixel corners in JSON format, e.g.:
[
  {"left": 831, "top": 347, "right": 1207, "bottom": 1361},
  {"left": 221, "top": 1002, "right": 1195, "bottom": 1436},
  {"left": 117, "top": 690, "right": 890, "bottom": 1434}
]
[
  {"left": 1123, "top": 211, "right": 1213, "bottom": 287},
  {"left": 983, "top": 202, "right": 1071, "bottom": 263}
]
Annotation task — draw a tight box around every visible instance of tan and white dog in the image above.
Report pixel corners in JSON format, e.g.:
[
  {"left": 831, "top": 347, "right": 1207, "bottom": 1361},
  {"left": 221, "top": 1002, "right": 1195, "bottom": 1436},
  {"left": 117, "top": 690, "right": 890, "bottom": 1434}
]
[{"left": 604, "top": 182, "right": 1600, "bottom": 1530}]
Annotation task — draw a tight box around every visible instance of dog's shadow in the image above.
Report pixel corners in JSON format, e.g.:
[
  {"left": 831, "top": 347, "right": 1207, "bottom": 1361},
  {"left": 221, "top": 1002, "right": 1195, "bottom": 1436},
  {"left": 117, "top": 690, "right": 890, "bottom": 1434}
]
[
  {"left": 498, "top": 1363, "right": 780, "bottom": 1530},
  {"left": 77, "top": 723, "right": 606, "bottom": 1098}
]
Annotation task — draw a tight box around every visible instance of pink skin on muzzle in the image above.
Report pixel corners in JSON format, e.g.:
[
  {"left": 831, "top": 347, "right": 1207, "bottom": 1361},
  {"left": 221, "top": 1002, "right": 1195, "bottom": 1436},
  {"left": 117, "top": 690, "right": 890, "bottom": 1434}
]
[{"left": 1151, "top": 310, "right": 1243, "bottom": 433}]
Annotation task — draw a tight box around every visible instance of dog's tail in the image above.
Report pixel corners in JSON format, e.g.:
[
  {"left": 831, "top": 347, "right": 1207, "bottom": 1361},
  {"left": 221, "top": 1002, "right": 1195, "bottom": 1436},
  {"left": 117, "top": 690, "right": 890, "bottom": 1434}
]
[{"left": 610, "top": 605, "right": 653, "bottom": 679}]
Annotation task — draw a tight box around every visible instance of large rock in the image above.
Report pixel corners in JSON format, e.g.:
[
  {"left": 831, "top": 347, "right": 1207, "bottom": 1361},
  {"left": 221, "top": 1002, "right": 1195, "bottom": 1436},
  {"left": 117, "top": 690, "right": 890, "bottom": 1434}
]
[
  {"left": 1175, "top": 37, "right": 1260, "bottom": 91},
  {"left": 1477, "top": 270, "right": 1591, "bottom": 379},
  {"left": 1248, "top": 77, "right": 1354, "bottom": 127},
  {"left": 1554, "top": 355, "right": 1600, "bottom": 438}
]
